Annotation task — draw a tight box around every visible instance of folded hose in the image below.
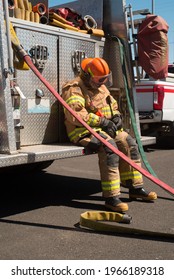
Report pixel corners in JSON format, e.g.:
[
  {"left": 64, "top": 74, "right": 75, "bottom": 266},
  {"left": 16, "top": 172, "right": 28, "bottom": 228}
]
[{"left": 79, "top": 211, "right": 174, "bottom": 239}]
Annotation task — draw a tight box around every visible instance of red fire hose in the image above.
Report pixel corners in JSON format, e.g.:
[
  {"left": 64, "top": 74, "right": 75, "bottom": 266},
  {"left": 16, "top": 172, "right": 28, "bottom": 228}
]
[{"left": 22, "top": 54, "right": 174, "bottom": 197}]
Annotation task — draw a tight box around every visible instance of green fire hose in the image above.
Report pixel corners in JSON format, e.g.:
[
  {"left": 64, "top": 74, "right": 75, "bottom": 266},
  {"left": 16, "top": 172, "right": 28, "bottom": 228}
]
[{"left": 114, "top": 36, "right": 157, "bottom": 177}]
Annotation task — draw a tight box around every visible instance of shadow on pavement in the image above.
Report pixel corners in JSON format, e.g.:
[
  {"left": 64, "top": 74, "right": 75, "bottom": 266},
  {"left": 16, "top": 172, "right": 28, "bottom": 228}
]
[{"left": 0, "top": 170, "right": 104, "bottom": 218}]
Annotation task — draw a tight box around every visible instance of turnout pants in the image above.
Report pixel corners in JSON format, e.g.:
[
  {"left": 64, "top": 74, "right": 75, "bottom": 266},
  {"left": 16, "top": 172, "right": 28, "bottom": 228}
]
[{"left": 78, "top": 130, "right": 143, "bottom": 198}]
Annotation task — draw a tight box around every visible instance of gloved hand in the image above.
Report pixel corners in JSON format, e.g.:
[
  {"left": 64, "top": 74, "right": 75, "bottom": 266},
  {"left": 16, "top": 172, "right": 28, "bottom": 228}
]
[
  {"left": 100, "top": 117, "right": 117, "bottom": 138},
  {"left": 111, "top": 114, "right": 122, "bottom": 130}
]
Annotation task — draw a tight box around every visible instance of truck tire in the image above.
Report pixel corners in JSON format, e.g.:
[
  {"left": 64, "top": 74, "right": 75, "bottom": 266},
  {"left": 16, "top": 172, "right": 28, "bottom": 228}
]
[{"left": 156, "top": 136, "right": 174, "bottom": 148}]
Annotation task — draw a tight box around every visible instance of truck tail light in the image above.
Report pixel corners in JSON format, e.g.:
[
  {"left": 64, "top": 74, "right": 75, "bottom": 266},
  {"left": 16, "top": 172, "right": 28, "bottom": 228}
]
[{"left": 153, "top": 86, "right": 164, "bottom": 110}]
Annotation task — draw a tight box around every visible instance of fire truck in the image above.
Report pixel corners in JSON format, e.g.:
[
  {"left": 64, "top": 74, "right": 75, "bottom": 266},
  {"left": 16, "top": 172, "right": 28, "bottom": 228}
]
[{"left": 0, "top": 0, "right": 156, "bottom": 171}]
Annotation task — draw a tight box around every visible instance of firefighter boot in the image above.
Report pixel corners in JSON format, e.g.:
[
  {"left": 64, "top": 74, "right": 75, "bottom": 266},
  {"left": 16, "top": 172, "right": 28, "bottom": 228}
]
[
  {"left": 105, "top": 196, "right": 128, "bottom": 212},
  {"left": 129, "top": 187, "right": 157, "bottom": 201}
]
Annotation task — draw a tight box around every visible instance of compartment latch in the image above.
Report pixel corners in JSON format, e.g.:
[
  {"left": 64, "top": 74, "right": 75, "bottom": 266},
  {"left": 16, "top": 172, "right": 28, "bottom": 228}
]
[
  {"left": 72, "top": 50, "right": 86, "bottom": 73},
  {"left": 29, "top": 45, "right": 48, "bottom": 70}
]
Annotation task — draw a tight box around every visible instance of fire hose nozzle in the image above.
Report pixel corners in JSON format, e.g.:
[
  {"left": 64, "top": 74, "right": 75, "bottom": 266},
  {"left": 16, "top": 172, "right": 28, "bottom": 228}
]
[
  {"left": 40, "top": 15, "right": 48, "bottom": 25},
  {"left": 120, "top": 214, "right": 132, "bottom": 224},
  {"left": 32, "top": 3, "right": 47, "bottom": 16}
]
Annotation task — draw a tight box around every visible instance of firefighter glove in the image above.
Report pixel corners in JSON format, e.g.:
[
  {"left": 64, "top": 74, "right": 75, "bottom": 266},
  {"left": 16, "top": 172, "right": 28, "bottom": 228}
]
[
  {"left": 111, "top": 114, "right": 122, "bottom": 130},
  {"left": 100, "top": 117, "right": 117, "bottom": 138}
]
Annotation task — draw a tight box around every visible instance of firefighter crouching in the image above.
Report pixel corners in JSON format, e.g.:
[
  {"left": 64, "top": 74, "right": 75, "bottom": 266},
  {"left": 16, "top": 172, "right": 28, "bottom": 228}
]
[{"left": 62, "top": 57, "right": 157, "bottom": 213}]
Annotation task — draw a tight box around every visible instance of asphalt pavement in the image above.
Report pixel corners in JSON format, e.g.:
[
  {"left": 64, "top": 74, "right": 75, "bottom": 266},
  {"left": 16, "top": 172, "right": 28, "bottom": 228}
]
[{"left": 0, "top": 145, "right": 174, "bottom": 260}]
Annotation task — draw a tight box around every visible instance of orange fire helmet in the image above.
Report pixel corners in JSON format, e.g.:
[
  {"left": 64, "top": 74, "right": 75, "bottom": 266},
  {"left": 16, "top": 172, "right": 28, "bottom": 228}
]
[
  {"left": 81, "top": 57, "right": 112, "bottom": 87},
  {"left": 81, "top": 57, "right": 110, "bottom": 76},
  {"left": 81, "top": 58, "right": 93, "bottom": 72}
]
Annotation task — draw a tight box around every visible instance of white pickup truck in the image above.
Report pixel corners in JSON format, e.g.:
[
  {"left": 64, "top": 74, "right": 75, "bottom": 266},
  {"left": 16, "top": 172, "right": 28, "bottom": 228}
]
[{"left": 136, "top": 65, "right": 174, "bottom": 147}]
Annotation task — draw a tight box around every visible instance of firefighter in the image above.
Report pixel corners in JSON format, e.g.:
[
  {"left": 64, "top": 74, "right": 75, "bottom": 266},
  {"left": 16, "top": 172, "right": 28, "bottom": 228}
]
[{"left": 61, "top": 57, "right": 157, "bottom": 212}]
